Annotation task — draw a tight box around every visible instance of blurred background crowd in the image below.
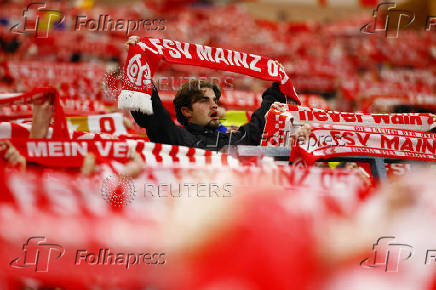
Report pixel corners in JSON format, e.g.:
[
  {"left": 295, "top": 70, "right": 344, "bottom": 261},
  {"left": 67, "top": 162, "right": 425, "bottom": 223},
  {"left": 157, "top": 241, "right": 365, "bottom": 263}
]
[{"left": 1, "top": 0, "right": 436, "bottom": 116}]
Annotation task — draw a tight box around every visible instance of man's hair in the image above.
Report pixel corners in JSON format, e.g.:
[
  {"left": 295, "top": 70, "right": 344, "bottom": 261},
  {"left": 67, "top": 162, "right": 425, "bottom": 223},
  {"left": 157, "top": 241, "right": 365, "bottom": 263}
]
[{"left": 173, "top": 79, "right": 221, "bottom": 125}]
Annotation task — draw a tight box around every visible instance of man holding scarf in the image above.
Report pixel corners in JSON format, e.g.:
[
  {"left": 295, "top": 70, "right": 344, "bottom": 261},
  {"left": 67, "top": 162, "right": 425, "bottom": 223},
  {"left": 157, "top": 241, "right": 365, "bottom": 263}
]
[{"left": 127, "top": 36, "right": 294, "bottom": 151}]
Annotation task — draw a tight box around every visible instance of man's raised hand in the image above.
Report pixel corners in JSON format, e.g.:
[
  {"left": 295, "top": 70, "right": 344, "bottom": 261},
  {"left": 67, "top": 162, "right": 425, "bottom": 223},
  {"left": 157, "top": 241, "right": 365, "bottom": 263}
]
[
  {"left": 0, "top": 141, "right": 26, "bottom": 170},
  {"left": 125, "top": 36, "right": 140, "bottom": 51}
]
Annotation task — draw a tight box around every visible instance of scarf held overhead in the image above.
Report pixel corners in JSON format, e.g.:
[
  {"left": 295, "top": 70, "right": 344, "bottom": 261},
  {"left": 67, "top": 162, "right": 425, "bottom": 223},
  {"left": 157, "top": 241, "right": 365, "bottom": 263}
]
[
  {"left": 0, "top": 88, "right": 69, "bottom": 139},
  {"left": 118, "top": 37, "right": 300, "bottom": 114}
]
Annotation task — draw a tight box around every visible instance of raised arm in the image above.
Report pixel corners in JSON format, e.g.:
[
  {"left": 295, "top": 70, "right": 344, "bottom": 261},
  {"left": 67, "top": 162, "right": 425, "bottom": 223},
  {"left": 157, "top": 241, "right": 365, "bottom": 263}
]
[
  {"left": 236, "top": 82, "right": 289, "bottom": 146},
  {"left": 124, "top": 36, "right": 194, "bottom": 146}
]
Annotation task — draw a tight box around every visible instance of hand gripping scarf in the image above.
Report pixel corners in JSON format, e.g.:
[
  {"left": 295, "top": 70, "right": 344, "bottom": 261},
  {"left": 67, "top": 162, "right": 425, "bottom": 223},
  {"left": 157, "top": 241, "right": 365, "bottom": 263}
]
[
  {"left": 0, "top": 88, "right": 69, "bottom": 139},
  {"left": 118, "top": 37, "right": 300, "bottom": 114}
]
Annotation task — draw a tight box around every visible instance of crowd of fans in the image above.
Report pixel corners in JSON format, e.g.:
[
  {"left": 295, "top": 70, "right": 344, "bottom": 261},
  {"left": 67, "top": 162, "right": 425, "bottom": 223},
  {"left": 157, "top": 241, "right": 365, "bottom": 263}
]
[{"left": 0, "top": 0, "right": 436, "bottom": 289}]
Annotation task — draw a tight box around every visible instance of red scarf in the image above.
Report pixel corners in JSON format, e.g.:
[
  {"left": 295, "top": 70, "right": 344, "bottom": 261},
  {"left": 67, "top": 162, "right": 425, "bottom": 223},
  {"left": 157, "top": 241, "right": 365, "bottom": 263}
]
[
  {"left": 9, "top": 139, "right": 237, "bottom": 169},
  {"left": 0, "top": 88, "right": 69, "bottom": 139},
  {"left": 119, "top": 37, "right": 300, "bottom": 114},
  {"left": 262, "top": 105, "right": 436, "bottom": 147},
  {"left": 289, "top": 123, "right": 436, "bottom": 165}
]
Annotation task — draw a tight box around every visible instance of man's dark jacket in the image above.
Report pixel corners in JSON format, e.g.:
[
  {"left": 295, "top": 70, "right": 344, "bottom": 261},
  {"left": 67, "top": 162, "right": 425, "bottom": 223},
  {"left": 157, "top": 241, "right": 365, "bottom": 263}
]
[{"left": 131, "top": 83, "right": 287, "bottom": 151}]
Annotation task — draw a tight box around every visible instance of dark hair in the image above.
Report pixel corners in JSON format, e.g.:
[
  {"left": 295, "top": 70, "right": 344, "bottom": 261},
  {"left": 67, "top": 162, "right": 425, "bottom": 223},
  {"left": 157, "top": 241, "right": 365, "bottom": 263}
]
[{"left": 173, "top": 79, "right": 221, "bottom": 125}]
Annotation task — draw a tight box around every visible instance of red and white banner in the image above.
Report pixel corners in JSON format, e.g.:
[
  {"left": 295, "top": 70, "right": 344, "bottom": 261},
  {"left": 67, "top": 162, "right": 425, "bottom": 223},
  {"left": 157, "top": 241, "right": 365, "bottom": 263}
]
[
  {"left": 379, "top": 69, "right": 436, "bottom": 85},
  {"left": 289, "top": 123, "right": 436, "bottom": 165},
  {"left": 1, "top": 61, "right": 108, "bottom": 101},
  {"left": 262, "top": 105, "right": 436, "bottom": 147},
  {"left": 0, "top": 113, "right": 127, "bottom": 139},
  {"left": 317, "top": 0, "right": 377, "bottom": 7},
  {"left": 340, "top": 79, "right": 433, "bottom": 101},
  {"left": 363, "top": 94, "right": 436, "bottom": 112},
  {"left": 293, "top": 106, "right": 436, "bottom": 131},
  {"left": 0, "top": 99, "right": 108, "bottom": 121},
  {"left": 255, "top": 0, "right": 377, "bottom": 7},
  {"left": 4, "top": 61, "right": 106, "bottom": 88},
  {"left": 0, "top": 162, "right": 369, "bottom": 288},
  {"left": 66, "top": 113, "right": 127, "bottom": 136},
  {"left": 298, "top": 94, "right": 330, "bottom": 110},
  {"left": 7, "top": 139, "right": 239, "bottom": 169}
]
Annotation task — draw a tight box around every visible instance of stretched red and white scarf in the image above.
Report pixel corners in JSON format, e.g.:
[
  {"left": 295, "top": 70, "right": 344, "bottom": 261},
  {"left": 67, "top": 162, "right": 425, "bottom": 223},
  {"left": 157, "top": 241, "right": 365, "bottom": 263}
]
[
  {"left": 262, "top": 105, "right": 436, "bottom": 147},
  {"left": 0, "top": 164, "right": 368, "bottom": 220},
  {"left": 119, "top": 37, "right": 300, "bottom": 114},
  {"left": 9, "top": 139, "right": 239, "bottom": 169},
  {"left": 289, "top": 123, "right": 436, "bottom": 165}
]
